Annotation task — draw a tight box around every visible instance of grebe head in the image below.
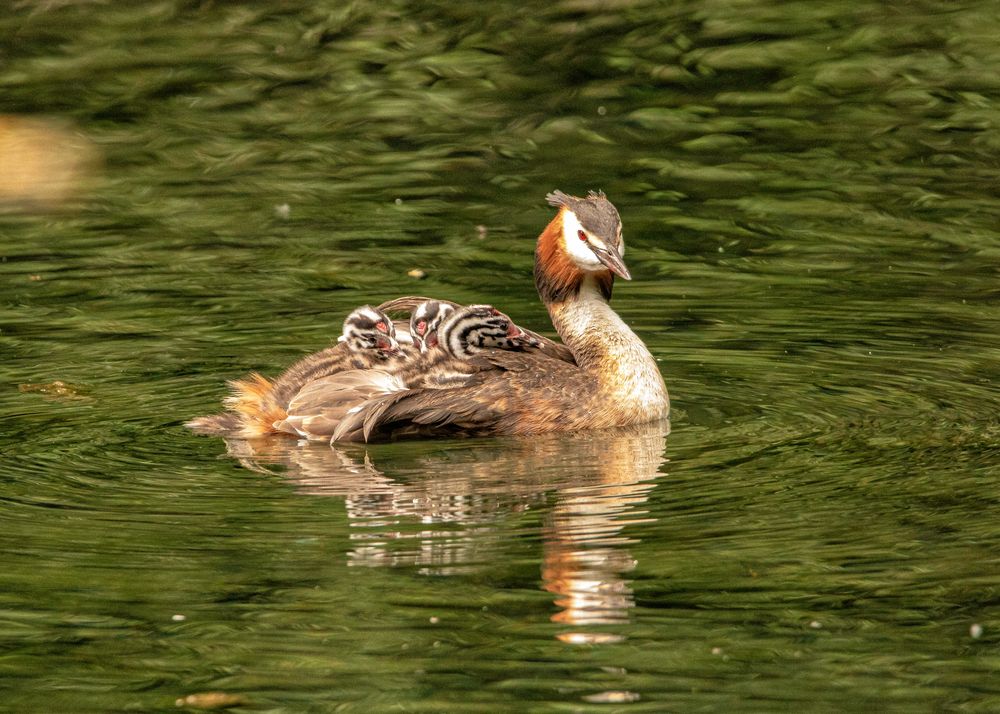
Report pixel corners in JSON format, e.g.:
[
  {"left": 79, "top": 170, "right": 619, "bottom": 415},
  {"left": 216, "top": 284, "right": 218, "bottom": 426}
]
[
  {"left": 545, "top": 189, "right": 629, "bottom": 280},
  {"left": 338, "top": 305, "right": 402, "bottom": 359},
  {"left": 410, "top": 300, "right": 456, "bottom": 353},
  {"left": 438, "top": 304, "right": 536, "bottom": 359}
]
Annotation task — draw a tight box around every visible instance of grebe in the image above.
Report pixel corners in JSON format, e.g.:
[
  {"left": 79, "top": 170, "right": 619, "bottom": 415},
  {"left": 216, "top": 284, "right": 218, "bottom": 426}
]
[
  {"left": 271, "top": 304, "right": 536, "bottom": 439},
  {"left": 408, "top": 300, "right": 455, "bottom": 353},
  {"left": 402, "top": 304, "right": 539, "bottom": 388},
  {"left": 296, "top": 190, "right": 669, "bottom": 442},
  {"left": 186, "top": 305, "right": 402, "bottom": 437},
  {"left": 189, "top": 190, "right": 668, "bottom": 442}
]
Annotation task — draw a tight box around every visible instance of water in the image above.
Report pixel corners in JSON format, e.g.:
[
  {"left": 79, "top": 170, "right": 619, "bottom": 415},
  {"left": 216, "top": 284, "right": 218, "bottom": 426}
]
[{"left": 3, "top": 0, "right": 1000, "bottom": 710}]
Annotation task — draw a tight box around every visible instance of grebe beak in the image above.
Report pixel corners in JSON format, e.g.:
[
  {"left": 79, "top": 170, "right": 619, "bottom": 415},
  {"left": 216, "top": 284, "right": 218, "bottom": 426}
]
[{"left": 593, "top": 242, "right": 631, "bottom": 280}]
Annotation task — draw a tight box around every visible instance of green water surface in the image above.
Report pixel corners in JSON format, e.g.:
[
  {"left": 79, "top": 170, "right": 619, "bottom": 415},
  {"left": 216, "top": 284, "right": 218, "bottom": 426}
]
[{"left": 3, "top": 1, "right": 1000, "bottom": 711}]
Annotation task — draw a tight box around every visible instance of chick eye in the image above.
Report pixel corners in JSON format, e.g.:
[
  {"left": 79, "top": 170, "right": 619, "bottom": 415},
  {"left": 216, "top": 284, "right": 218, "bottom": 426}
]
[
  {"left": 416, "top": 320, "right": 427, "bottom": 335},
  {"left": 577, "top": 230, "right": 588, "bottom": 242}
]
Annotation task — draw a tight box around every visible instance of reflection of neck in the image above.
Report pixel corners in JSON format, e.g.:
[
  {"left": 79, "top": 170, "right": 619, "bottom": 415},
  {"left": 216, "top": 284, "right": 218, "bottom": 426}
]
[{"left": 540, "top": 426, "right": 667, "bottom": 633}]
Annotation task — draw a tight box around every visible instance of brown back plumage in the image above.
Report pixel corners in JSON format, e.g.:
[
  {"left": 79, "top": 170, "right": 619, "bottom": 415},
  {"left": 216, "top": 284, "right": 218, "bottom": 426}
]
[{"left": 330, "top": 349, "right": 600, "bottom": 442}]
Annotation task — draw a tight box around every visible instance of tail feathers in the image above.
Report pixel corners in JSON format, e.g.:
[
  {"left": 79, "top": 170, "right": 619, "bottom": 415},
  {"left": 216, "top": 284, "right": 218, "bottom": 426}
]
[
  {"left": 187, "top": 373, "right": 287, "bottom": 438},
  {"left": 224, "top": 372, "right": 287, "bottom": 437},
  {"left": 274, "top": 369, "right": 407, "bottom": 441}
]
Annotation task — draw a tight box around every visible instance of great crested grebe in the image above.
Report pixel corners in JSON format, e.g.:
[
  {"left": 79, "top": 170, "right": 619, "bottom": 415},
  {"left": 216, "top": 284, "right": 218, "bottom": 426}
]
[
  {"left": 271, "top": 303, "right": 537, "bottom": 439},
  {"left": 286, "top": 190, "right": 669, "bottom": 442},
  {"left": 188, "top": 190, "right": 668, "bottom": 442},
  {"left": 185, "top": 305, "right": 402, "bottom": 437}
]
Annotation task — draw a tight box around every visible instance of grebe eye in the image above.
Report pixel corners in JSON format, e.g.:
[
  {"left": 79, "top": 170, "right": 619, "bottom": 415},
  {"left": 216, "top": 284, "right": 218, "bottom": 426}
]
[
  {"left": 375, "top": 321, "right": 388, "bottom": 333},
  {"left": 577, "top": 229, "right": 588, "bottom": 242},
  {"left": 416, "top": 320, "right": 427, "bottom": 335}
]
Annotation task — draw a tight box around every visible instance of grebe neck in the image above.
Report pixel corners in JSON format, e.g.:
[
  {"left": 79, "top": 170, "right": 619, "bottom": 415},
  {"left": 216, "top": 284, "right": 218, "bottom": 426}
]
[
  {"left": 534, "top": 207, "right": 669, "bottom": 418},
  {"left": 549, "top": 276, "right": 668, "bottom": 417}
]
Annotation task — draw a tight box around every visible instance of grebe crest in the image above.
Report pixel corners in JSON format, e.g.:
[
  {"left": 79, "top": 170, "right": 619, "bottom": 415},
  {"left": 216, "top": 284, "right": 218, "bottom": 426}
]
[
  {"left": 439, "top": 304, "right": 534, "bottom": 358},
  {"left": 338, "top": 306, "right": 401, "bottom": 359},
  {"left": 411, "top": 300, "right": 456, "bottom": 352}
]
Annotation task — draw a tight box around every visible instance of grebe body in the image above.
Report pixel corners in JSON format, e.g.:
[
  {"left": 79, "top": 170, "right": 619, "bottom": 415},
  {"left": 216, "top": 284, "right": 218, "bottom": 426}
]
[{"left": 188, "top": 191, "right": 668, "bottom": 443}]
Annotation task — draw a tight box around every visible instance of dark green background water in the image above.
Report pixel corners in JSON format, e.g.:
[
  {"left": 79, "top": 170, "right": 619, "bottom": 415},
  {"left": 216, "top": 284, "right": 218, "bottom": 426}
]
[{"left": 3, "top": 1, "right": 1000, "bottom": 711}]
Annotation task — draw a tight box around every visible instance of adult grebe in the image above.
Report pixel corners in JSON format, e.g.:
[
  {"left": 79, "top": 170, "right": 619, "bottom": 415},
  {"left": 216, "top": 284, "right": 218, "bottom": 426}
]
[{"left": 314, "top": 190, "right": 669, "bottom": 441}]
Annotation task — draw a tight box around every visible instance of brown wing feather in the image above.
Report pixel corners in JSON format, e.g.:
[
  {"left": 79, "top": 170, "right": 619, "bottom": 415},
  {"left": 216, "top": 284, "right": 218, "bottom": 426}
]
[
  {"left": 274, "top": 369, "right": 406, "bottom": 439},
  {"left": 520, "top": 330, "right": 576, "bottom": 364},
  {"left": 341, "top": 350, "right": 589, "bottom": 442}
]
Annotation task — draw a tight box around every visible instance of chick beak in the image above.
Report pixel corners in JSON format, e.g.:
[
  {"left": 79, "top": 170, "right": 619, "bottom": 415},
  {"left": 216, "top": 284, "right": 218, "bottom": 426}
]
[
  {"left": 378, "top": 337, "right": 403, "bottom": 357},
  {"left": 594, "top": 242, "right": 631, "bottom": 280},
  {"left": 509, "top": 324, "right": 541, "bottom": 348}
]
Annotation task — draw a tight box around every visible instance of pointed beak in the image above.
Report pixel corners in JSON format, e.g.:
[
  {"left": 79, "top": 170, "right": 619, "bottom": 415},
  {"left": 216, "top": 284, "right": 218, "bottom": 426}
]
[{"left": 594, "top": 243, "right": 631, "bottom": 280}]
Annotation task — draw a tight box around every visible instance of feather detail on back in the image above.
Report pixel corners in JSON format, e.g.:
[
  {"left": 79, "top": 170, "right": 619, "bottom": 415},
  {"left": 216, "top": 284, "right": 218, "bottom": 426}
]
[
  {"left": 273, "top": 369, "right": 407, "bottom": 440},
  {"left": 377, "top": 295, "right": 461, "bottom": 314},
  {"left": 327, "top": 349, "right": 618, "bottom": 442}
]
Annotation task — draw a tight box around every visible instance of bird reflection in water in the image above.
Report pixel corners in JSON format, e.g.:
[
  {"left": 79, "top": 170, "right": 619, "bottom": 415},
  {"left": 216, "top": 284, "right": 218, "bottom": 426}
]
[{"left": 218, "top": 420, "right": 669, "bottom": 640}]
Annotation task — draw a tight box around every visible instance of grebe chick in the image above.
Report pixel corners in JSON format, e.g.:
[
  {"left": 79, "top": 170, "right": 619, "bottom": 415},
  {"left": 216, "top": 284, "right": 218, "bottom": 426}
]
[
  {"left": 410, "top": 300, "right": 456, "bottom": 353},
  {"left": 331, "top": 190, "right": 669, "bottom": 442},
  {"left": 186, "top": 305, "right": 403, "bottom": 437},
  {"left": 402, "top": 304, "right": 537, "bottom": 387},
  {"left": 378, "top": 295, "right": 575, "bottom": 364}
]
